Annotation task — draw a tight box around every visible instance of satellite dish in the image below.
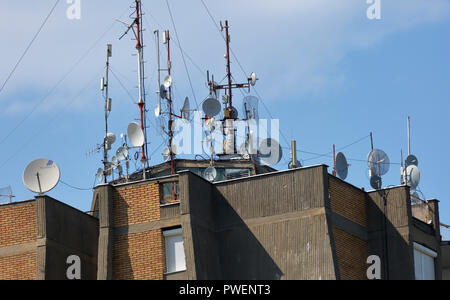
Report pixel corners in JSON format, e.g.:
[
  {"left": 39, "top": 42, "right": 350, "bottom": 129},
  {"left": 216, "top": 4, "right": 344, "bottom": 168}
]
[
  {"left": 258, "top": 138, "right": 283, "bottom": 165},
  {"left": 181, "top": 97, "right": 190, "bottom": 120},
  {"left": 160, "top": 85, "right": 167, "bottom": 99},
  {"left": 162, "top": 147, "right": 170, "bottom": 162},
  {"left": 127, "top": 122, "right": 145, "bottom": 147},
  {"left": 164, "top": 75, "right": 172, "bottom": 88},
  {"left": 111, "top": 156, "right": 119, "bottom": 169},
  {"left": 106, "top": 133, "right": 116, "bottom": 145},
  {"left": 231, "top": 106, "right": 238, "bottom": 119},
  {"left": 367, "top": 149, "right": 390, "bottom": 176},
  {"left": 96, "top": 168, "right": 104, "bottom": 183},
  {"left": 370, "top": 174, "right": 382, "bottom": 190},
  {"left": 155, "top": 103, "right": 161, "bottom": 117},
  {"left": 202, "top": 97, "right": 221, "bottom": 117},
  {"left": 250, "top": 72, "right": 257, "bottom": 86},
  {"left": 406, "top": 165, "right": 420, "bottom": 190},
  {"left": 336, "top": 152, "right": 349, "bottom": 180},
  {"left": 406, "top": 154, "right": 418, "bottom": 167},
  {"left": 23, "top": 159, "right": 60, "bottom": 194},
  {"left": 203, "top": 166, "right": 217, "bottom": 182},
  {"left": 116, "top": 147, "right": 128, "bottom": 161},
  {"left": 243, "top": 96, "right": 259, "bottom": 120},
  {"left": 288, "top": 160, "right": 302, "bottom": 169}
]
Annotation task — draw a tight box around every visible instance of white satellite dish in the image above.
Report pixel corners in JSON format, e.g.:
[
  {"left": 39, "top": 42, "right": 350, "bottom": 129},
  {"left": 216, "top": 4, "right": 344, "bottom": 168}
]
[
  {"left": 203, "top": 166, "right": 217, "bottom": 182},
  {"left": 23, "top": 159, "right": 60, "bottom": 194},
  {"left": 116, "top": 147, "right": 128, "bottom": 161},
  {"left": 127, "top": 122, "right": 145, "bottom": 147},
  {"left": 181, "top": 97, "right": 190, "bottom": 120},
  {"left": 155, "top": 103, "right": 161, "bottom": 117},
  {"left": 111, "top": 156, "right": 119, "bottom": 169},
  {"left": 250, "top": 72, "right": 257, "bottom": 86},
  {"left": 406, "top": 165, "right": 420, "bottom": 190},
  {"left": 106, "top": 133, "right": 116, "bottom": 145},
  {"left": 258, "top": 138, "right": 283, "bottom": 166},
  {"left": 202, "top": 96, "right": 221, "bottom": 117},
  {"left": 162, "top": 147, "right": 170, "bottom": 162},
  {"left": 96, "top": 168, "right": 104, "bottom": 183},
  {"left": 164, "top": 75, "right": 172, "bottom": 88},
  {"left": 367, "top": 149, "right": 390, "bottom": 176},
  {"left": 336, "top": 152, "right": 349, "bottom": 180}
]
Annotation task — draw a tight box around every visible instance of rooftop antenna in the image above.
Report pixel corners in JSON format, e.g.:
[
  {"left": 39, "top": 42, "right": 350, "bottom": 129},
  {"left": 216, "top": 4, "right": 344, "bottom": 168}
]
[
  {"left": 0, "top": 186, "right": 15, "bottom": 204},
  {"left": 101, "top": 44, "right": 113, "bottom": 183},
  {"left": 23, "top": 159, "right": 60, "bottom": 195},
  {"left": 336, "top": 152, "right": 349, "bottom": 180},
  {"left": 288, "top": 140, "right": 301, "bottom": 169},
  {"left": 154, "top": 30, "right": 162, "bottom": 117},
  {"left": 333, "top": 144, "right": 336, "bottom": 176}
]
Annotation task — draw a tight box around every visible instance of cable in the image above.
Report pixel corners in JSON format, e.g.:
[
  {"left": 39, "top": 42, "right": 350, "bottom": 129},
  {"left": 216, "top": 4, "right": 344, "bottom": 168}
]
[
  {"left": 165, "top": 0, "right": 199, "bottom": 109},
  {"left": 109, "top": 66, "right": 136, "bottom": 105},
  {"left": 0, "top": 0, "right": 61, "bottom": 96},
  {"left": 60, "top": 180, "right": 93, "bottom": 191}
]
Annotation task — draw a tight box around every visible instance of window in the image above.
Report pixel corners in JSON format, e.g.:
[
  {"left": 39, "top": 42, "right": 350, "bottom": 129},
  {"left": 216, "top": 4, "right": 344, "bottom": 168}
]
[
  {"left": 160, "top": 181, "right": 180, "bottom": 204},
  {"left": 163, "top": 228, "right": 186, "bottom": 273},
  {"left": 414, "top": 242, "right": 437, "bottom": 280}
]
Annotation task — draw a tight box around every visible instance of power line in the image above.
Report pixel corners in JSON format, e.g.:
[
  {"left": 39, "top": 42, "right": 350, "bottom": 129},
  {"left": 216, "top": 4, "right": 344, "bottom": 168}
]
[
  {"left": 60, "top": 180, "right": 93, "bottom": 191},
  {"left": 0, "top": 0, "right": 61, "bottom": 96}
]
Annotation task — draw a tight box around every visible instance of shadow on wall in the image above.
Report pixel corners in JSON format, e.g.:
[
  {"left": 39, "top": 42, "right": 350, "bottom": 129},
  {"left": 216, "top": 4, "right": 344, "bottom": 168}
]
[
  {"left": 112, "top": 193, "right": 133, "bottom": 280},
  {"left": 367, "top": 188, "right": 415, "bottom": 280}
]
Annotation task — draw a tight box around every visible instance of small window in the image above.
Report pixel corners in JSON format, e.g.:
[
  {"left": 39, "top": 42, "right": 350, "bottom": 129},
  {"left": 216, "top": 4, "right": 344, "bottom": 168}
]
[
  {"left": 161, "top": 182, "right": 180, "bottom": 204},
  {"left": 163, "top": 228, "right": 186, "bottom": 274},
  {"left": 414, "top": 242, "right": 437, "bottom": 280}
]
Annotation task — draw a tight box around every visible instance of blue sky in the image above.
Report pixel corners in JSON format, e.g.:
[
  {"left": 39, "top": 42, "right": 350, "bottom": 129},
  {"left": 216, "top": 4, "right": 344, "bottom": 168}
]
[{"left": 0, "top": 0, "right": 449, "bottom": 237}]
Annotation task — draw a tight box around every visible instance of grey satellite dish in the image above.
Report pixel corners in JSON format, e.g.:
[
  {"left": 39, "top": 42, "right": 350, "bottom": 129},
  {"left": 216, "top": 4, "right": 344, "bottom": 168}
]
[
  {"left": 127, "top": 122, "right": 145, "bottom": 147},
  {"left": 243, "top": 96, "right": 259, "bottom": 120},
  {"left": 181, "top": 97, "right": 190, "bottom": 120},
  {"left": 336, "top": 152, "right": 349, "bottom": 180},
  {"left": 111, "top": 156, "right": 119, "bottom": 169},
  {"left": 160, "top": 84, "right": 167, "bottom": 99},
  {"left": 370, "top": 174, "right": 382, "bottom": 190},
  {"left": 231, "top": 106, "right": 238, "bottom": 119},
  {"left": 23, "top": 159, "right": 60, "bottom": 194},
  {"left": 116, "top": 147, "right": 128, "bottom": 161},
  {"left": 288, "top": 160, "right": 302, "bottom": 169},
  {"left": 258, "top": 138, "right": 283, "bottom": 165},
  {"left": 106, "top": 133, "right": 116, "bottom": 145},
  {"left": 406, "top": 165, "right": 420, "bottom": 190},
  {"left": 406, "top": 154, "right": 418, "bottom": 167},
  {"left": 367, "top": 149, "right": 390, "bottom": 176},
  {"left": 203, "top": 166, "right": 217, "bottom": 182},
  {"left": 250, "top": 72, "right": 257, "bottom": 86},
  {"left": 202, "top": 97, "right": 221, "bottom": 117},
  {"left": 96, "top": 168, "right": 104, "bottom": 183},
  {"left": 164, "top": 75, "right": 172, "bottom": 88}
]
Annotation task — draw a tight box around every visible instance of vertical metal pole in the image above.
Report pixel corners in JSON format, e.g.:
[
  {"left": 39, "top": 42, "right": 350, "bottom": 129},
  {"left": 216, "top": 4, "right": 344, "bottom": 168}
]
[
  {"left": 104, "top": 44, "right": 112, "bottom": 184},
  {"left": 333, "top": 144, "right": 336, "bottom": 176},
  {"left": 225, "top": 20, "right": 232, "bottom": 117},
  {"left": 291, "top": 140, "right": 297, "bottom": 168},
  {"left": 155, "top": 30, "right": 161, "bottom": 115},
  {"left": 370, "top": 132, "right": 374, "bottom": 151},
  {"left": 408, "top": 116, "right": 411, "bottom": 156}
]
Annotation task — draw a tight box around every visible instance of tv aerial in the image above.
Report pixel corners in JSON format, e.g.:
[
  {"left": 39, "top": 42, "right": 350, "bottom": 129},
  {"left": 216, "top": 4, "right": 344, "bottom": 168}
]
[
  {"left": 335, "top": 152, "right": 349, "bottom": 180},
  {"left": 0, "top": 186, "right": 15, "bottom": 204},
  {"left": 257, "top": 138, "right": 283, "bottom": 166},
  {"left": 243, "top": 96, "right": 259, "bottom": 120},
  {"left": 23, "top": 159, "right": 60, "bottom": 194}
]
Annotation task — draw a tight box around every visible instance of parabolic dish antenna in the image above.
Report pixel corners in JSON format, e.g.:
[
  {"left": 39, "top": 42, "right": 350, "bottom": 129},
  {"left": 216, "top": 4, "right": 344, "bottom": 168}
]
[
  {"left": 111, "top": 156, "right": 119, "bottom": 169},
  {"left": 406, "top": 154, "right": 418, "bottom": 168},
  {"left": 106, "top": 132, "right": 116, "bottom": 145},
  {"left": 406, "top": 165, "right": 420, "bottom": 190},
  {"left": 182, "top": 97, "right": 190, "bottom": 120},
  {"left": 96, "top": 168, "right": 104, "bottom": 183},
  {"left": 367, "top": 149, "right": 390, "bottom": 176},
  {"left": 160, "top": 85, "right": 167, "bottom": 99},
  {"left": 116, "top": 147, "right": 128, "bottom": 161},
  {"left": 164, "top": 75, "right": 172, "bottom": 88},
  {"left": 258, "top": 138, "right": 283, "bottom": 166},
  {"left": 203, "top": 166, "right": 217, "bottom": 182},
  {"left": 370, "top": 174, "right": 382, "bottom": 190},
  {"left": 162, "top": 147, "right": 170, "bottom": 162},
  {"left": 202, "top": 97, "right": 221, "bottom": 117},
  {"left": 155, "top": 103, "right": 161, "bottom": 117},
  {"left": 23, "top": 159, "right": 60, "bottom": 194},
  {"left": 127, "top": 122, "right": 145, "bottom": 148},
  {"left": 250, "top": 72, "right": 257, "bottom": 86},
  {"left": 231, "top": 106, "right": 238, "bottom": 119},
  {"left": 336, "top": 152, "right": 349, "bottom": 180}
]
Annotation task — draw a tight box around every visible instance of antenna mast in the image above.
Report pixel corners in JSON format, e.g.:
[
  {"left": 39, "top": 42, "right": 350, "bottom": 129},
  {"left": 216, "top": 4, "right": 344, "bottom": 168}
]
[
  {"left": 102, "top": 44, "right": 112, "bottom": 183},
  {"left": 135, "top": 0, "right": 148, "bottom": 179},
  {"left": 408, "top": 116, "right": 411, "bottom": 156}
]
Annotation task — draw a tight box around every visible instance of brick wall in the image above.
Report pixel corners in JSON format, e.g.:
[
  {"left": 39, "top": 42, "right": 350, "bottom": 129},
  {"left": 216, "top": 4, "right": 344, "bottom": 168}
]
[
  {"left": 0, "top": 201, "right": 37, "bottom": 280},
  {"left": 112, "top": 182, "right": 165, "bottom": 280},
  {"left": 333, "top": 227, "right": 368, "bottom": 280},
  {"left": 329, "top": 177, "right": 367, "bottom": 227}
]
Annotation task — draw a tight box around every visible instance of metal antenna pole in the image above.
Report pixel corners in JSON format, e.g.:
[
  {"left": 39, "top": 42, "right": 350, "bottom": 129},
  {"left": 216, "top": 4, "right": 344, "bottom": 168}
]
[
  {"left": 370, "top": 132, "right": 374, "bottom": 151},
  {"left": 333, "top": 144, "right": 336, "bottom": 176},
  {"left": 408, "top": 116, "right": 411, "bottom": 156},
  {"left": 103, "top": 44, "right": 112, "bottom": 184},
  {"left": 155, "top": 30, "right": 161, "bottom": 116},
  {"left": 291, "top": 140, "right": 297, "bottom": 168},
  {"left": 225, "top": 20, "right": 233, "bottom": 117}
]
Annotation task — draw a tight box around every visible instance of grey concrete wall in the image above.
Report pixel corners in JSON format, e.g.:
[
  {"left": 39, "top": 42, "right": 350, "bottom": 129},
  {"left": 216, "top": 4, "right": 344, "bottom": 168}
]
[{"left": 39, "top": 196, "right": 99, "bottom": 280}]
